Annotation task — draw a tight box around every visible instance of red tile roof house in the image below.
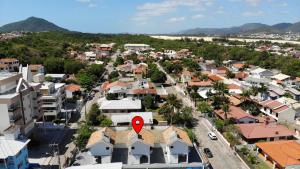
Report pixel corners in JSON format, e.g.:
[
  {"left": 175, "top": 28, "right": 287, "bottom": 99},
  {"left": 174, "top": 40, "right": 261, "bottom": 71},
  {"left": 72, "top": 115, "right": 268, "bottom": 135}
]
[
  {"left": 235, "top": 123, "right": 295, "bottom": 143},
  {"left": 256, "top": 140, "right": 300, "bottom": 169},
  {"left": 214, "top": 106, "right": 258, "bottom": 124},
  {"left": 259, "top": 100, "right": 296, "bottom": 123}
]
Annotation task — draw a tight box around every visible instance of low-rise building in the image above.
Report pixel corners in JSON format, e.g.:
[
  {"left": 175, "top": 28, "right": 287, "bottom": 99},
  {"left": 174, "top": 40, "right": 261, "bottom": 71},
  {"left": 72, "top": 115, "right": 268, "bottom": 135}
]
[
  {"left": 256, "top": 140, "right": 300, "bottom": 169},
  {"left": 0, "top": 58, "right": 19, "bottom": 72},
  {"left": 65, "top": 84, "right": 81, "bottom": 99},
  {"left": 236, "top": 123, "right": 294, "bottom": 143},
  {"left": 124, "top": 44, "right": 151, "bottom": 52},
  {"left": 110, "top": 112, "right": 153, "bottom": 126},
  {"left": 86, "top": 126, "right": 198, "bottom": 167},
  {"left": 260, "top": 100, "right": 296, "bottom": 123},
  {"left": 0, "top": 136, "right": 30, "bottom": 169},
  {"left": 214, "top": 106, "right": 258, "bottom": 124},
  {"left": 99, "top": 98, "right": 142, "bottom": 113}
]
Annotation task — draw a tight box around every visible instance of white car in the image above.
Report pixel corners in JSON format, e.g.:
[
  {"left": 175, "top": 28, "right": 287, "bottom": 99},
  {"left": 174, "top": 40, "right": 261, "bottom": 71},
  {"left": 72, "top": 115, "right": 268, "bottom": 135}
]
[{"left": 208, "top": 132, "right": 217, "bottom": 140}]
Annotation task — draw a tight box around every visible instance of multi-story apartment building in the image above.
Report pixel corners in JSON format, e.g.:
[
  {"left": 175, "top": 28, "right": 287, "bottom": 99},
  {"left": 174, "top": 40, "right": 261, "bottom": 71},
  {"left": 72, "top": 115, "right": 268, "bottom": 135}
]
[
  {"left": 0, "top": 72, "right": 40, "bottom": 136},
  {"left": 40, "top": 82, "right": 66, "bottom": 121}
]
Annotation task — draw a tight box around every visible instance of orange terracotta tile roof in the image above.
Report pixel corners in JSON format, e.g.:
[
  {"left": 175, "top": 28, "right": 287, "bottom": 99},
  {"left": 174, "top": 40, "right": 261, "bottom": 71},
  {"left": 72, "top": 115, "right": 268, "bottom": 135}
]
[
  {"left": 188, "top": 80, "right": 212, "bottom": 87},
  {"left": 208, "top": 74, "right": 223, "bottom": 81},
  {"left": 256, "top": 141, "right": 300, "bottom": 168},
  {"left": 235, "top": 72, "right": 248, "bottom": 79},
  {"left": 214, "top": 106, "right": 255, "bottom": 121},
  {"left": 29, "top": 64, "right": 43, "bottom": 71},
  {"left": 236, "top": 123, "right": 294, "bottom": 139},
  {"left": 227, "top": 84, "right": 241, "bottom": 90},
  {"left": 101, "top": 81, "right": 130, "bottom": 91},
  {"left": 0, "top": 58, "right": 18, "bottom": 62},
  {"left": 233, "top": 63, "right": 245, "bottom": 69},
  {"left": 260, "top": 100, "right": 289, "bottom": 113},
  {"left": 296, "top": 77, "right": 300, "bottom": 82},
  {"left": 65, "top": 84, "right": 81, "bottom": 92}
]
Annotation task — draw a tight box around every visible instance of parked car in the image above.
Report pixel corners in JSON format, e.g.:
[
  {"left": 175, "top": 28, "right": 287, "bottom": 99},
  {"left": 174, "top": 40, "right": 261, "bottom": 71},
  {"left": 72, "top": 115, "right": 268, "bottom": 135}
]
[
  {"left": 204, "top": 148, "right": 213, "bottom": 158},
  {"left": 208, "top": 132, "right": 217, "bottom": 140}
]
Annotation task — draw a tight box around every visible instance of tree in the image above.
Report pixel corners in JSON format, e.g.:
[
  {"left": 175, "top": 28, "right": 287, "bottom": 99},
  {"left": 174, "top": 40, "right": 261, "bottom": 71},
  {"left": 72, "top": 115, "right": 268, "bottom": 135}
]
[
  {"left": 114, "top": 57, "right": 124, "bottom": 66},
  {"left": 226, "top": 70, "right": 235, "bottom": 79},
  {"left": 108, "top": 71, "right": 119, "bottom": 81},
  {"left": 213, "top": 81, "right": 228, "bottom": 95},
  {"left": 88, "top": 64, "right": 105, "bottom": 77},
  {"left": 181, "top": 107, "right": 193, "bottom": 127},
  {"left": 44, "top": 57, "right": 64, "bottom": 73},
  {"left": 184, "top": 128, "right": 196, "bottom": 142},
  {"left": 45, "top": 76, "right": 54, "bottom": 82},
  {"left": 283, "top": 92, "right": 293, "bottom": 99},
  {"left": 197, "top": 101, "right": 213, "bottom": 116},
  {"left": 150, "top": 70, "right": 167, "bottom": 83},
  {"left": 106, "top": 93, "right": 119, "bottom": 100},
  {"left": 87, "top": 103, "right": 101, "bottom": 125},
  {"left": 100, "top": 119, "right": 113, "bottom": 127},
  {"left": 221, "top": 104, "right": 230, "bottom": 120},
  {"left": 64, "top": 60, "right": 86, "bottom": 74},
  {"left": 165, "top": 94, "right": 183, "bottom": 124},
  {"left": 214, "top": 119, "right": 225, "bottom": 132},
  {"left": 143, "top": 95, "right": 155, "bottom": 109},
  {"left": 76, "top": 70, "right": 94, "bottom": 91},
  {"left": 75, "top": 123, "right": 94, "bottom": 150}
]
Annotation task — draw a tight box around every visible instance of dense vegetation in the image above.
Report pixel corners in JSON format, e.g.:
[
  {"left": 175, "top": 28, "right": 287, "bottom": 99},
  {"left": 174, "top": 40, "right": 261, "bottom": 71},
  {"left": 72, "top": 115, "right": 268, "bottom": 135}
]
[{"left": 1, "top": 31, "right": 300, "bottom": 76}]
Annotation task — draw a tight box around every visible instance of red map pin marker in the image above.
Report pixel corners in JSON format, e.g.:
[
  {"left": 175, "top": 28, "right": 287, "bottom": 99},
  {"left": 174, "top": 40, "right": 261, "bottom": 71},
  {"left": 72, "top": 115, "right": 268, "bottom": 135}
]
[{"left": 132, "top": 116, "right": 144, "bottom": 134}]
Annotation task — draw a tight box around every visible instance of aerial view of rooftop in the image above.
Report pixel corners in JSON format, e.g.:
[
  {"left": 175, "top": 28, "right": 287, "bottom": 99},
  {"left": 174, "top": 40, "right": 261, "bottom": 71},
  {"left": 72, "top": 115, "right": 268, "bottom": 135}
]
[{"left": 0, "top": 0, "right": 300, "bottom": 169}]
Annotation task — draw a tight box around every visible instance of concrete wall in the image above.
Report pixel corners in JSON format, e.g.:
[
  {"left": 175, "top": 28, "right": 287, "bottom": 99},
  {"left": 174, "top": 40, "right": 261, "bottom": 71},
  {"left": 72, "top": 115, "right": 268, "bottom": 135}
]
[
  {"left": 278, "top": 109, "right": 296, "bottom": 123},
  {"left": 0, "top": 104, "right": 10, "bottom": 133}
]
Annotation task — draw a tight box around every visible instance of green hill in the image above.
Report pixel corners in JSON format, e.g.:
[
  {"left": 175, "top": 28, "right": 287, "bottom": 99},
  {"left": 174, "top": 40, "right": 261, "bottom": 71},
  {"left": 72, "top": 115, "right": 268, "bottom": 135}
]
[{"left": 0, "top": 17, "right": 68, "bottom": 32}]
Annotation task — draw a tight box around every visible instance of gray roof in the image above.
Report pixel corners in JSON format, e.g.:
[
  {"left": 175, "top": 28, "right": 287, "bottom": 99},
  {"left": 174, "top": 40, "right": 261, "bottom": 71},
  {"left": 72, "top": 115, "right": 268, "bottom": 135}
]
[{"left": 100, "top": 98, "right": 142, "bottom": 110}]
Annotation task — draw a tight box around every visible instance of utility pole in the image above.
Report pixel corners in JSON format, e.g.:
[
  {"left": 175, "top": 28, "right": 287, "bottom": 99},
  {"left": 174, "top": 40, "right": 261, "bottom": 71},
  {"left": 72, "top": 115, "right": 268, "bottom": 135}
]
[{"left": 50, "top": 143, "right": 61, "bottom": 169}]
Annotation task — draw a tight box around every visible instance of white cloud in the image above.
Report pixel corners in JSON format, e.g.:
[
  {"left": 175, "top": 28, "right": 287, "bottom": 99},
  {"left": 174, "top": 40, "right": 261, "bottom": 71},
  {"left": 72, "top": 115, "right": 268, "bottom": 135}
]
[
  {"left": 242, "top": 10, "right": 265, "bottom": 16},
  {"left": 166, "top": 17, "right": 185, "bottom": 23},
  {"left": 132, "top": 0, "right": 213, "bottom": 22},
  {"left": 192, "top": 14, "right": 205, "bottom": 19},
  {"left": 76, "top": 0, "right": 98, "bottom": 8}
]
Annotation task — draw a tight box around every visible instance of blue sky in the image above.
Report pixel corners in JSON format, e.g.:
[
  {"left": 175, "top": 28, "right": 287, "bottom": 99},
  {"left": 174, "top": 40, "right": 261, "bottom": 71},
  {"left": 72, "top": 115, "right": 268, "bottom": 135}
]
[{"left": 0, "top": 0, "right": 299, "bottom": 33}]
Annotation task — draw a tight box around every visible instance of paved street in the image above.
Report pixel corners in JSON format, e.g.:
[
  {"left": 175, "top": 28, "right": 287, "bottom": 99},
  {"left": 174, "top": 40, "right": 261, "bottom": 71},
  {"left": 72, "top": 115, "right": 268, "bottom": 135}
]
[{"left": 156, "top": 62, "right": 248, "bottom": 169}]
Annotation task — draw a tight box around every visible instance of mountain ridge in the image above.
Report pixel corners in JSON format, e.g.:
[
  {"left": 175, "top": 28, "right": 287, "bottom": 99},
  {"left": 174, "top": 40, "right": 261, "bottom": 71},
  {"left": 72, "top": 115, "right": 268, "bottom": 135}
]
[
  {"left": 179, "top": 22, "right": 300, "bottom": 35},
  {"left": 0, "top": 17, "right": 68, "bottom": 32}
]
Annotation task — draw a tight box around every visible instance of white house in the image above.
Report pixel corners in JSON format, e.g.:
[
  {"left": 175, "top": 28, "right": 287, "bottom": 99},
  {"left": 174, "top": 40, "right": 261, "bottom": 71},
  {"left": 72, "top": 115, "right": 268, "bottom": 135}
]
[
  {"left": 86, "top": 128, "right": 115, "bottom": 163},
  {"left": 250, "top": 67, "right": 274, "bottom": 79},
  {"left": 260, "top": 100, "right": 296, "bottom": 123},
  {"left": 99, "top": 98, "right": 142, "bottom": 113},
  {"left": 85, "top": 51, "right": 97, "bottom": 61},
  {"left": 86, "top": 126, "right": 194, "bottom": 166},
  {"left": 111, "top": 112, "right": 153, "bottom": 126},
  {"left": 162, "top": 127, "right": 193, "bottom": 164},
  {"left": 124, "top": 44, "right": 151, "bottom": 51}
]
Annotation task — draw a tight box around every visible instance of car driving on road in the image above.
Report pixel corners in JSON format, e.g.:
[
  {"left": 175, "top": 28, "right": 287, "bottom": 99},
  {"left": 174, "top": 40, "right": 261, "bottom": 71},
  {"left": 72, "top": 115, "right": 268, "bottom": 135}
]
[{"left": 208, "top": 132, "right": 217, "bottom": 140}]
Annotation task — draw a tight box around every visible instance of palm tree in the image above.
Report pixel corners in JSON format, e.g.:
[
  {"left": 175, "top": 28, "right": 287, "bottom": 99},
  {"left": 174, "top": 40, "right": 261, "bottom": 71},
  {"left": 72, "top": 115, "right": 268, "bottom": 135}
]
[
  {"left": 197, "top": 101, "right": 213, "bottom": 117},
  {"left": 221, "top": 104, "right": 230, "bottom": 120},
  {"left": 241, "top": 89, "right": 251, "bottom": 102},
  {"left": 165, "top": 94, "right": 183, "bottom": 124},
  {"left": 213, "top": 81, "right": 228, "bottom": 96},
  {"left": 181, "top": 107, "right": 193, "bottom": 127}
]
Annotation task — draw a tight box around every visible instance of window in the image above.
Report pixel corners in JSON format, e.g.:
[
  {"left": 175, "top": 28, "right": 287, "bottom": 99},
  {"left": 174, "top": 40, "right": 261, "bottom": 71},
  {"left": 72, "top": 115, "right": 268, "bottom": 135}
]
[
  {"left": 131, "top": 147, "right": 135, "bottom": 150},
  {"left": 170, "top": 146, "right": 174, "bottom": 149},
  {"left": 106, "top": 147, "right": 109, "bottom": 150}
]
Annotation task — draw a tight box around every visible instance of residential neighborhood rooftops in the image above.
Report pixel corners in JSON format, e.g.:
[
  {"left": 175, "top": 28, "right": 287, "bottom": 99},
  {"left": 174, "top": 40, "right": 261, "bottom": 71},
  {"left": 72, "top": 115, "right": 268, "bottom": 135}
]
[
  {"left": 0, "top": 58, "right": 19, "bottom": 63},
  {"left": 187, "top": 81, "right": 212, "bottom": 87},
  {"left": 256, "top": 140, "right": 300, "bottom": 168},
  {"left": 236, "top": 123, "right": 294, "bottom": 139},
  {"left": 162, "top": 126, "right": 192, "bottom": 146}
]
